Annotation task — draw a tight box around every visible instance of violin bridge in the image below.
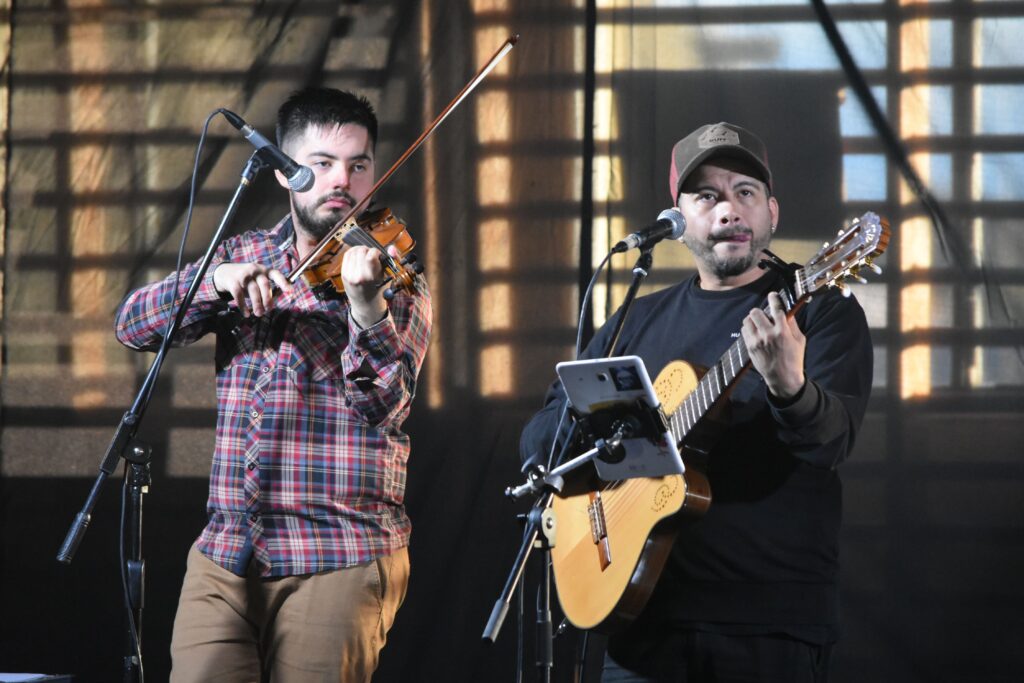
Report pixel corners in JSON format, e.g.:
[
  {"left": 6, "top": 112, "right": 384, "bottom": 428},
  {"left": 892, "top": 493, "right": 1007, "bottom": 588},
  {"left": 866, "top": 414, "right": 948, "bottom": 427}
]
[{"left": 334, "top": 224, "right": 354, "bottom": 244}]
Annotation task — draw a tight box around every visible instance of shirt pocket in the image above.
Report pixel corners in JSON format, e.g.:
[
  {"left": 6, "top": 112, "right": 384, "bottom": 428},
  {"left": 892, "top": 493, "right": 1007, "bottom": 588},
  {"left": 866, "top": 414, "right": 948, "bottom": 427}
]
[
  {"left": 288, "top": 315, "right": 348, "bottom": 383},
  {"left": 215, "top": 314, "right": 260, "bottom": 373}
]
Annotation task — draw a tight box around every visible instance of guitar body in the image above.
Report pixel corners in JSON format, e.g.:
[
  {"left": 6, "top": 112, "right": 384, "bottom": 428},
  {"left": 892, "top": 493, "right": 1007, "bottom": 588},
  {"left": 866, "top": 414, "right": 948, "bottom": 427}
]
[{"left": 550, "top": 360, "right": 713, "bottom": 632}]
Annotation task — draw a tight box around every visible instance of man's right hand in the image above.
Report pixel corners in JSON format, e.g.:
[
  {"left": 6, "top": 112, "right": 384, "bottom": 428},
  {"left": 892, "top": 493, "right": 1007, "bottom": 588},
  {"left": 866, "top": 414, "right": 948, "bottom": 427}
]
[{"left": 213, "top": 263, "right": 292, "bottom": 317}]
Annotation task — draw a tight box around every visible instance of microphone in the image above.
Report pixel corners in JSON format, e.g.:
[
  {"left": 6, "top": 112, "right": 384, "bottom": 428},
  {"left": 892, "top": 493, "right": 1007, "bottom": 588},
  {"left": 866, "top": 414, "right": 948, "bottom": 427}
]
[
  {"left": 612, "top": 208, "right": 686, "bottom": 253},
  {"left": 220, "top": 109, "right": 315, "bottom": 193}
]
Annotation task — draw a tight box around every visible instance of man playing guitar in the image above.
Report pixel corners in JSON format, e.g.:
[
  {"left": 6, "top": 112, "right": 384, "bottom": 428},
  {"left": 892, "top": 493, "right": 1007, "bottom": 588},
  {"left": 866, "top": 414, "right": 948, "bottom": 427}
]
[{"left": 520, "top": 122, "right": 874, "bottom": 682}]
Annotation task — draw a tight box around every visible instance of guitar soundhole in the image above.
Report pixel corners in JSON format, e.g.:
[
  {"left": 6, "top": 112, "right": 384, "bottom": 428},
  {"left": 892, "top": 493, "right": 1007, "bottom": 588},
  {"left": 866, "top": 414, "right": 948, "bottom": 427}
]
[
  {"left": 651, "top": 478, "right": 679, "bottom": 512},
  {"left": 660, "top": 369, "right": 683, "bottom": 395}
]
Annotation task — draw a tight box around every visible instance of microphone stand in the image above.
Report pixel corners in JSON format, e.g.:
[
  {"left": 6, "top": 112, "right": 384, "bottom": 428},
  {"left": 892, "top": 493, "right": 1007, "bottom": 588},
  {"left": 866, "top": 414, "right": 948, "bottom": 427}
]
[
  {"left": 56, "top": 151, "right": 269, "bottom": 683},
  {"left": 485, "top": 244, "right": 657, "bottom": 682},
  {"left": 603, "top": 245, "right": 654, "bottom": 357}
]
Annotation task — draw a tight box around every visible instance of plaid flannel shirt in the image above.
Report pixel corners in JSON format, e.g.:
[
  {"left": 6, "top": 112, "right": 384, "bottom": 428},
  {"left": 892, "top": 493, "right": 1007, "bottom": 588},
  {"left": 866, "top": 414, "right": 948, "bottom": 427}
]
[{"left": 115, "top": 215, "right": 432, "bottom": 576}]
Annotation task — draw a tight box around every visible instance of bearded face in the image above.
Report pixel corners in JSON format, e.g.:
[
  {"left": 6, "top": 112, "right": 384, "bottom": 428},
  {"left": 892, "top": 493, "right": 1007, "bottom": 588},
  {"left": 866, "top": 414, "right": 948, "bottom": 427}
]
[
  {"left": 682, "top": 221, "right": 773, "bottom": 280},
  {"left": 279, "top": 122, "right": 375, "bottom": 246},
  {"left": 676, "top": 161, "right": 778, "bottom": 287},
  {"left": 292, "top": 189, "right": 358, "bottom": 241}
]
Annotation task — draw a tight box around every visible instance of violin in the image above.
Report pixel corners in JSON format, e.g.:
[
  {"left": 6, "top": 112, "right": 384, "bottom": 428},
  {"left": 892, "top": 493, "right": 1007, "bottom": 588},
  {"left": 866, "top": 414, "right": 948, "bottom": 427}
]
[{"left": 297, "top": 206, "right": 422, "bottom": 301}]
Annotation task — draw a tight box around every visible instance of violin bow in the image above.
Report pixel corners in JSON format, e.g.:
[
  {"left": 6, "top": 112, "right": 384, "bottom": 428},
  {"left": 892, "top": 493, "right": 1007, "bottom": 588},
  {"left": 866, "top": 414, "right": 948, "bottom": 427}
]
[{"left": 287, "top": 33, "right": 520, "bottom": 285}]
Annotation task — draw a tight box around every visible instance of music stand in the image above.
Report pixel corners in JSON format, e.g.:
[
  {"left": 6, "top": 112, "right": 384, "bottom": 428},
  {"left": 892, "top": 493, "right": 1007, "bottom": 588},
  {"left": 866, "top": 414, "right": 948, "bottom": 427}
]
[{"left": 555, "top": 356, "right": 684, "bottom": 481}]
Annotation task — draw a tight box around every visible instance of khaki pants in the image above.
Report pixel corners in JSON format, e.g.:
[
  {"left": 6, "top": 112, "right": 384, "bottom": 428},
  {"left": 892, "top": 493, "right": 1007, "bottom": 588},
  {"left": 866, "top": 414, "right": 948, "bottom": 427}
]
[{"left": 169, "top": 543, "right": 409, "bottom": 683}]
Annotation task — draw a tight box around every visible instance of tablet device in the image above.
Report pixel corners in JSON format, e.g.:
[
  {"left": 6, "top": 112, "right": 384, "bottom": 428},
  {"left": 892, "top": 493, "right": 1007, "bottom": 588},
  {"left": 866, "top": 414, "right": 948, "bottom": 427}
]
[{"left": 555, "top": 356, "right": 685, "bottom": 480}]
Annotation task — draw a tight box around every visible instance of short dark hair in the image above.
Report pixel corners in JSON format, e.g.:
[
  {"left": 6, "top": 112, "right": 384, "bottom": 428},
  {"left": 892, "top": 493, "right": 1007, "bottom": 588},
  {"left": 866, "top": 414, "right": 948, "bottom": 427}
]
[{"left": 276, "top": 87, "right": 378, "bottom": 151}]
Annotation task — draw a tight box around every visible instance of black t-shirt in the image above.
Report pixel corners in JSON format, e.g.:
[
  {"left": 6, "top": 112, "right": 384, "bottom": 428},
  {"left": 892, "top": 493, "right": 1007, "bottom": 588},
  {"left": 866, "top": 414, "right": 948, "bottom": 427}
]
[{"left": 520, "top": 270, "right": 873, "bottom": 648}]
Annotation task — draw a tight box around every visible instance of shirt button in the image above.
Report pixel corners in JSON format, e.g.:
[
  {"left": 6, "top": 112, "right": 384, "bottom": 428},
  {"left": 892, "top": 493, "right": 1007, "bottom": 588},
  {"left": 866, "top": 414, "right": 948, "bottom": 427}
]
[
  {"left": 247, "top": 462, "right": 256, "bottom": 471},
  {"left": 249, "top": 513, "right": 259, "bottom": 522},
  {"left": 250, "top": 409, "right": 259, "bottom": 418},
  {"left": 262, "top": 366, "right": 270, "bottom": 373}
]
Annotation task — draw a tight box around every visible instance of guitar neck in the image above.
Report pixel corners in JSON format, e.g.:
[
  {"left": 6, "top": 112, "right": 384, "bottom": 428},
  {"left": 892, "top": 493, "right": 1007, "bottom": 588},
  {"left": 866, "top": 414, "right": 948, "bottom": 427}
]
[
  {"left": 666, "top": 286, "right": 797, "bottom": 445},
  {"left": 666, "top": 332, "right": 750, "bottom": 444}
]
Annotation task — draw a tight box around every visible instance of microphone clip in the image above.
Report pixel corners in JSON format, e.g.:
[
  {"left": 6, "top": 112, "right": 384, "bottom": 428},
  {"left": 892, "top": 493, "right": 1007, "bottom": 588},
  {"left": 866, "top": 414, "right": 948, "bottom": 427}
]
[{"left": 505, "top": 465, "right": 565, "bottom": 500}]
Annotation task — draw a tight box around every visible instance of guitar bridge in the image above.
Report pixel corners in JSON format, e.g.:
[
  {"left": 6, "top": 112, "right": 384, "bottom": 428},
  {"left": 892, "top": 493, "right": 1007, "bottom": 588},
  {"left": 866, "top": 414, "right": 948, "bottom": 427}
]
[{"left": 587, "top": 492, "right": 612, "bottom": 570}]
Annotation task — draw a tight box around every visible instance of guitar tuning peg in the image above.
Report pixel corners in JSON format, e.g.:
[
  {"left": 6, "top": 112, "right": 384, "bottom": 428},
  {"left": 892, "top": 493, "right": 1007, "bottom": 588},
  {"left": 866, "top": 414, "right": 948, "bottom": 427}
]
[
  {"left": 840, "top": 282, "right": 852, "bottom": 298},
  {"left": 822, "top": 241, "right": 830, "bottom": 249},
  {"left": 866, "top": 262, "right": 882, "bottom": 275},
  {"left": 848, "top": 267, "right": 868, "bottom": 284},
  {"left": 837, "top": 229, "right": 846, "bottom": 237}
]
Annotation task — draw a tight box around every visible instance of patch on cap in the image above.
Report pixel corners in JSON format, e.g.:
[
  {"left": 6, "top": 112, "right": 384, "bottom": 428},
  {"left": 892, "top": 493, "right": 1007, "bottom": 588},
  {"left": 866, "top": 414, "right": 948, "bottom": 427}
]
[{"left": 698, "top": 124, "right": 741, "bottom": 149}]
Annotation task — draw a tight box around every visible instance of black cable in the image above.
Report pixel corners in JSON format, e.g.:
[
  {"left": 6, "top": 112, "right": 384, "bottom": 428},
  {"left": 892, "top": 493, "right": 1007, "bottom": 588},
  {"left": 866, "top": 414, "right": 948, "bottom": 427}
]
[
  {"left": 808, "top": 0, "right": 970, "bottom": 269},
  {"left": 537, "top": 249, "right": 615, "bottom": 473},
  {"left": 515, "top": 543, "right": 525, "bottom": 683},
  {"left": 809, "top": 0, "right": 1021, "bottom": 359},
  {"left": 119, "top": 473, "right": 144, "bottom": 683},
  {"left": 578, "top": 0, "right": 599, "bottom": 345},
  {"left": 121, "top": 109, "right": 218, "bottom": 680},
  {"left": 141, "top": 110, "right": 220, "bottom": 408}
]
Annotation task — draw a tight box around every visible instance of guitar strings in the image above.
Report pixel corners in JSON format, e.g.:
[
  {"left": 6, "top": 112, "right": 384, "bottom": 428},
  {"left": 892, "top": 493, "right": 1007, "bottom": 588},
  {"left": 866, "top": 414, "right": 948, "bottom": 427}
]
[
  {"left": 599, "top": 479, "right": 648, "bottom": 520},
  {"left": 589, "top": 309, "right": 751, "bottom": 522}
]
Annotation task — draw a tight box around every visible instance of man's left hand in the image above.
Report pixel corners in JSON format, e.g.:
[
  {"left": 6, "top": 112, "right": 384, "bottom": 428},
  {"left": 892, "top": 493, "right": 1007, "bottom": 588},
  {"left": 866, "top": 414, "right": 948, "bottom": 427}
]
[
  {"left": 742, "top": 292, "right": 806, "bottom": 400},
  {"left": 341, "top": 245, "right": 392, "bottom": 328}
]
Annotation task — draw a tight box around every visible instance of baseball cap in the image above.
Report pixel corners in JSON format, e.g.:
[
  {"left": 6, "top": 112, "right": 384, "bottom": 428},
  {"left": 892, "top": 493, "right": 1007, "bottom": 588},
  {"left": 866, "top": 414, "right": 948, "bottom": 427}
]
[{"left": 669, "top": 122, "right": 772, "bottom": 200}]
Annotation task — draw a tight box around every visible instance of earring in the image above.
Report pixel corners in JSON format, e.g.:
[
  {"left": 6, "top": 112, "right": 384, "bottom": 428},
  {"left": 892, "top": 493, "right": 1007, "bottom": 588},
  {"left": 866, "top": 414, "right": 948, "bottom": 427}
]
[{"left": 770, "top": 224, "right": 776, "bottom": 233}]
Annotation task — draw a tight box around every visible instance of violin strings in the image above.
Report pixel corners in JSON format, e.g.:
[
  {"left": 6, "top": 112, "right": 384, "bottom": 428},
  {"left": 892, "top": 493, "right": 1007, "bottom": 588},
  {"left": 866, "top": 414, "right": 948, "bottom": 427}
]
[{"left": 344, "top": 225, "right": 400, "bottom": 271}]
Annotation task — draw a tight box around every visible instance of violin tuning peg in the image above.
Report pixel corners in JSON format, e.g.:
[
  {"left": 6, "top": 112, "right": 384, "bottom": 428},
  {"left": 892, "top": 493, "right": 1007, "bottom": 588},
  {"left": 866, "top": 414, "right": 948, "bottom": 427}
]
[
  {"left": 401, "top": 253, "right": 418, "bottom": 265},
  {"left": 413, "top": 263, "right": 425, "bottom": 274}
]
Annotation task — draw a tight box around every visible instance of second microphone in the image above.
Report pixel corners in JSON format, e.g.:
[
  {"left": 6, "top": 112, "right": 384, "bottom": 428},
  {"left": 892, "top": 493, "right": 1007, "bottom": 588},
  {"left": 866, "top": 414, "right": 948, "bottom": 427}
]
[
  {"left": 220, "top": 109, "right": 315, "bottom": 193},
  {"left": 612, "top": 208, "right": 686, "bottom": 254}
]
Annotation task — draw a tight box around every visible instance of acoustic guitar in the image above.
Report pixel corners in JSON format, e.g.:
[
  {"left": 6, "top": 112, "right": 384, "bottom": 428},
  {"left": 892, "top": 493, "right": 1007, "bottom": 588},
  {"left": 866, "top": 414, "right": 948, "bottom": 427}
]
[{"left": 550, "top": 212, "right": 890, "bottom": 632}]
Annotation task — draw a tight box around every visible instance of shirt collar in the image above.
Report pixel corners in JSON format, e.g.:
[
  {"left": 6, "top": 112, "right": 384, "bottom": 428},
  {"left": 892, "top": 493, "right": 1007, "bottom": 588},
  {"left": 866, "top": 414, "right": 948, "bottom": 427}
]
[{"left": 270, "top": 214, "right": 296, "bottom": 252}]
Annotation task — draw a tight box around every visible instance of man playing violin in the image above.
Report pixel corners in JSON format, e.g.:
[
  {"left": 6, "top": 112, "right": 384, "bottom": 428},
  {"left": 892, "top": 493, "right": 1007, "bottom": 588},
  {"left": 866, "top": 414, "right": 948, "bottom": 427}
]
[
  {"left": 115, "top": 87, "right": 431, "bottom": 682},
  {"left": 521, "top": 123, "right": 873, "bottom": 682}
]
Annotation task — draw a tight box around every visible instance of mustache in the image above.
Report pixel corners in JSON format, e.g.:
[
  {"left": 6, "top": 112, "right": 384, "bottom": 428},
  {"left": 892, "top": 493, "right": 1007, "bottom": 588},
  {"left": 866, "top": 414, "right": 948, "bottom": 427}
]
[
  {"left": 318, "top": 191, "right": 355, "bottom": 207},
  {"left": 709, "top": 227, "right": 752, "bottom": 241}
]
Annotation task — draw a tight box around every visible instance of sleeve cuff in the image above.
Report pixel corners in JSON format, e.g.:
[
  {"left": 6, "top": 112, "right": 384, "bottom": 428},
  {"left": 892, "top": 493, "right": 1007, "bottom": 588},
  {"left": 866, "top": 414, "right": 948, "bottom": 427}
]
[
  {"left": 767, "top": 379, "right": 822, "bottom": 427},
  {"left": 349, "top": 307, "right": 390, "bottom": 332},
  {"left": 198, "top": 263, "right": 229, "bottom": 303},
  {"left": 342, "top": 309, "right": 401, "bottom": 378}
]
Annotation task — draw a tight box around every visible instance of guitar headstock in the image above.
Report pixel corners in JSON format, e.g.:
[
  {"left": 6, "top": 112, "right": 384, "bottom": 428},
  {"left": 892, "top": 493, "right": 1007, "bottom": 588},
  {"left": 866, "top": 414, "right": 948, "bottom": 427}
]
[{"left": 796, "top": 212, "right": 891, "bottom": 299}]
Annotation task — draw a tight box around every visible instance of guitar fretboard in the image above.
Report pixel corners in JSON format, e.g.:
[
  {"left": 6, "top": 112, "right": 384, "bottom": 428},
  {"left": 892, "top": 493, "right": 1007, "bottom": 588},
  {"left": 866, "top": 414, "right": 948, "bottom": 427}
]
[
  {"left": 666, "top": 334, "right": 751, "bottom": 445},
  {"left": 665, "top": 287, "right": 796, "bottom": 445}
]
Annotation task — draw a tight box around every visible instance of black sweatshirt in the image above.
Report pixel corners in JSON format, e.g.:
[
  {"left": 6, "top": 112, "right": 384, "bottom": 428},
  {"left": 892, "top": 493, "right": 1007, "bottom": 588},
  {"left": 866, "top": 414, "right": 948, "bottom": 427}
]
[{"left": 519, "top": 270, "right": 873, "bottom": 650}]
